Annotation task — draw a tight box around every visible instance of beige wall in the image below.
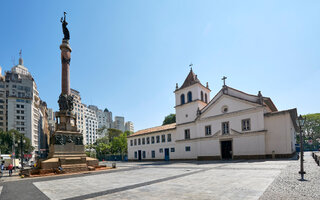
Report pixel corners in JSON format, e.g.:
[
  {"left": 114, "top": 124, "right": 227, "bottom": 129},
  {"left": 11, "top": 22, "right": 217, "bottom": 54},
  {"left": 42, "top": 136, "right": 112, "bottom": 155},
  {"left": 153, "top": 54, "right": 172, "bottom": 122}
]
[
  {"left": 233, "top": 134, "right": 265, "bottom": 155},
  {"left": 264, "top": 112, "right": 296, "bottom": 155},
  {"left": 198, "top": 139, "right": 220, "bottom": 157}
]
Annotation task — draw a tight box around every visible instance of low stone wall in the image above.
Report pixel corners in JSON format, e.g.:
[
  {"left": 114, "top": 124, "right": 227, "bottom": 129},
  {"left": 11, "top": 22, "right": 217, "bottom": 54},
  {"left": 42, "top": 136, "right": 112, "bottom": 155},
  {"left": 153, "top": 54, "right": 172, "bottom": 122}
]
[{"left": 312, "top": 152, "right": 320, "bottom": 166}]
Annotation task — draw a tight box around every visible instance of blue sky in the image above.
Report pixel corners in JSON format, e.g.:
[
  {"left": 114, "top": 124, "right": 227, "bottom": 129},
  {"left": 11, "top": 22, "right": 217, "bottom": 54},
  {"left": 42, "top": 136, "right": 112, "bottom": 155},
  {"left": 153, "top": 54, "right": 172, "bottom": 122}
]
[{"left": 1, "top": 0, "right": 319, "bottom": 131}]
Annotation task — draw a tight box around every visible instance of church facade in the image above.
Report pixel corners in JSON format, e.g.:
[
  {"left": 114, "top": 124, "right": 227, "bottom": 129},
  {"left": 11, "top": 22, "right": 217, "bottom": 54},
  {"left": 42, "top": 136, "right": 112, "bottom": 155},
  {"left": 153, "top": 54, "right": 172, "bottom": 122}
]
[{"left": 127, "top": 69, "right": 298, "bottom": 160}]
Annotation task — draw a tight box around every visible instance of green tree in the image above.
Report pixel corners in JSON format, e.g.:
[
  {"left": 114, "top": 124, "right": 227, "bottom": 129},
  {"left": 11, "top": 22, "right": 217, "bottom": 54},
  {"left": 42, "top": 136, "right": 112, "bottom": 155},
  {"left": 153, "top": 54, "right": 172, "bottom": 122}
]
[
  {"left": 94, "top": 136, "right": 111, "bottom": 155},
  {"left": 0, "top": 129, "right": 34, "bottom": 155},
  {"left": 109, "top": 132, "right": 127, "bottom": 159},
  {"left": 124, "top": 130, "right": 133, "bottom": 136},
  {"left": 0, "top": 130, "right": 13, "bottom": 154},
  {"left": 303, "top": 113, "right": 320, "bottom": 144},
  {"left": 88, "top": 129, "right": 128, "bottom": 160},
  {"left": 162, "top": 114, "right": 176, "bottom": 125},
  {"left": 107, "top": 128, "right": 122, "bottom": 142}
]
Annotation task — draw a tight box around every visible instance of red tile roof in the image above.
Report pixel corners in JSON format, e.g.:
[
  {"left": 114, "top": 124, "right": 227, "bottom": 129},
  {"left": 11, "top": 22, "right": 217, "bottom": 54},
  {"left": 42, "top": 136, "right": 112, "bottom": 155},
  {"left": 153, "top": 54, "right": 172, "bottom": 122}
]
[{"left": 128, "top": 123, "right": 176, "bottom": 138}]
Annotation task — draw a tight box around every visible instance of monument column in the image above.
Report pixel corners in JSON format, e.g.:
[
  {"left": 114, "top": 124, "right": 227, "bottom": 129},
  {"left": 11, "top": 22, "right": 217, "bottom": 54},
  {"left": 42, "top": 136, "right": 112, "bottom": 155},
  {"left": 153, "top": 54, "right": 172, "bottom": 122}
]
[
  {"left": 40, "top": 12, "right": 98, "bottom": 173},
  {"left": 60, "top": 41, "right": 71, "bottom": 95}
]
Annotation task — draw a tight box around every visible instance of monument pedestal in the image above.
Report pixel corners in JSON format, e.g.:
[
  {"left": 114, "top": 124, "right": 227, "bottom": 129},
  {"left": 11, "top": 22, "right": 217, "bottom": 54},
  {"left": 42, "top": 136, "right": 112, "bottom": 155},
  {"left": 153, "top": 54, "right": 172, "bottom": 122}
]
[{"left": 41, "top": 111, "right": 98, "bottom": 172}]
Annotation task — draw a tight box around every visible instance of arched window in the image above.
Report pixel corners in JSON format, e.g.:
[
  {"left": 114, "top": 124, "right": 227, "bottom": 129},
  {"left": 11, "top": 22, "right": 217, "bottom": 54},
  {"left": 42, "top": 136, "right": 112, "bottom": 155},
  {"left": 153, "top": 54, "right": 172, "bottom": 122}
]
[
  {"left": 180, "top": 94, "right": 185, "bottom": 105},
  {"left": 201, "top": 91, "right": 204, "bottom": 101},
  {"left": 187, "top": 91, "right": 192, "bottom": 103},
  {"left": 205, "top": 93, "right": 208, "bottom": 103}
]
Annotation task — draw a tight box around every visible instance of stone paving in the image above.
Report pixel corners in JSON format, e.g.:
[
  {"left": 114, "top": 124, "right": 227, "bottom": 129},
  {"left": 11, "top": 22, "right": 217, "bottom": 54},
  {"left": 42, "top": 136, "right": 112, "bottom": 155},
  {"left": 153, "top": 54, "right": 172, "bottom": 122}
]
[
  {"left": 260, "top": 152, "right": 320, "bottom": 200},
  {"left": 0, "top": 156, "right": 318, "bottom": 200}
]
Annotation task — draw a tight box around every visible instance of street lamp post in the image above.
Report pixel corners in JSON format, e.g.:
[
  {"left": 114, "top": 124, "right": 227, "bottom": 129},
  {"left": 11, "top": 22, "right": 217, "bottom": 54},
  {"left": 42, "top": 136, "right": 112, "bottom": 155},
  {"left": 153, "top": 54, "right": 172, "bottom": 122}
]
[
  {"left": 297, "top": 114, "right": 306, "bottom": 181},
  {"left": 18, "top": 135, "right": 26, "bottom": 171}
]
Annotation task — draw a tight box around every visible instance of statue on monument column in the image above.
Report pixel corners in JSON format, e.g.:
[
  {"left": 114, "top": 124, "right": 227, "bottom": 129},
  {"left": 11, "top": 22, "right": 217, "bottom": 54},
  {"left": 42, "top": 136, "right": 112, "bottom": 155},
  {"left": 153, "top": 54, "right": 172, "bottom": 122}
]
[{"left": 61, "top": 12, "right": 70, "bottom": 40}]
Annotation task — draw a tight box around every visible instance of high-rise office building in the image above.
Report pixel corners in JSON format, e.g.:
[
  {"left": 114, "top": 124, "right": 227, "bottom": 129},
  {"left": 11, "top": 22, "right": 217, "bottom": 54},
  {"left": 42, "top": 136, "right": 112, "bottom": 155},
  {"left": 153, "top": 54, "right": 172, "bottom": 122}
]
[{"left": 0, "top": 55, "right": 42, "bottom": 161}]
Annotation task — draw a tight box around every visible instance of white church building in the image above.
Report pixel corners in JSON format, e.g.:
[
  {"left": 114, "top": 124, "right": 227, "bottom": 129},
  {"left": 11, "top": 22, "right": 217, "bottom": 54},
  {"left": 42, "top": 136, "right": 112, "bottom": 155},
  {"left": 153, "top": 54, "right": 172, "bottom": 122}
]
[{"left": 127, "top": 69, "right": 298, "bottom": 160}]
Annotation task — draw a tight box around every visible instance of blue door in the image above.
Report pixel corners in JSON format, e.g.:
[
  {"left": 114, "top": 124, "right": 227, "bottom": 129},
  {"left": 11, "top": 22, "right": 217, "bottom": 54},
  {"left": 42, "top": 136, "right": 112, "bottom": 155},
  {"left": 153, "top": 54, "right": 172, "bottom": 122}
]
[{"left": 164, "top": 148, "right": 170, "bottom": 161}]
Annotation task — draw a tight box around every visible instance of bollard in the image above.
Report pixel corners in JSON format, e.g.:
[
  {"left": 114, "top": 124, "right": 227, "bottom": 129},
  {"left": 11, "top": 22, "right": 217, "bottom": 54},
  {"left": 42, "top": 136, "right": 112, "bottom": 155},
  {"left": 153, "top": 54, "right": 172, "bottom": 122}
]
[{"left": 112, "top": 162, "right": 116, "bottom": 168}]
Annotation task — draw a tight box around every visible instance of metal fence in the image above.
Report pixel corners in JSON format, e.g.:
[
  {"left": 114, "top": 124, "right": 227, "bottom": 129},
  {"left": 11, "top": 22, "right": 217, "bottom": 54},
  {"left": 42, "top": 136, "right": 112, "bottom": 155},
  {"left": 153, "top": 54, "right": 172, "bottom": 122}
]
[
  {"left": 296, "top": 144, "right": 320, "bottom": 152},
  {"left": 97, "top": 154, "right": 128, "bottom": 161}
]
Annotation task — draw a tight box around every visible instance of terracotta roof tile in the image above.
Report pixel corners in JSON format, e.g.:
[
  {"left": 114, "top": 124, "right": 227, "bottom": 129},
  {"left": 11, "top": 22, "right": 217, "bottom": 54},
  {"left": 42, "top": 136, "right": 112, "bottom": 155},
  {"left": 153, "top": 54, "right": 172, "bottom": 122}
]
[{"left": 128, "top": 123, "right": 176, "bottom": 138}]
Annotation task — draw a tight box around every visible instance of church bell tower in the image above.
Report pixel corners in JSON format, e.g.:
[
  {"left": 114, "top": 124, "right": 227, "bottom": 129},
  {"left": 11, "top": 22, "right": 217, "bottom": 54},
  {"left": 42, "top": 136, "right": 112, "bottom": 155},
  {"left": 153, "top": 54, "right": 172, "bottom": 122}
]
[{"left": 174, "top": 67, "right": 211, "bottom": 124}]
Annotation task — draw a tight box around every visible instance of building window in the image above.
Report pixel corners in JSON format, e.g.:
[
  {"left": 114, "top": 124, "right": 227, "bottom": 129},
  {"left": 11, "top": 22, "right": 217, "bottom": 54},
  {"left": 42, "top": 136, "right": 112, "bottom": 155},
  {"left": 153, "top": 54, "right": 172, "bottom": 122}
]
[
  {"left": 151, "top": 150, "right": 155, "bottom": 158},
  {"left": 159, "top": 148, "right": 163, "bottom": 153},
  {"left": 16, "top": 104, "right": 20, "bottom": 108},
  {"left": 205, "top": 93, "right": 208, "bottom": 103},
  {"left": 138, "top": 138, "right": 141, "bottom": 145},
  {"left": 21, "top": 105, "right": 24, "bottom": 108},
  {"left": 130, "top": 140, "right": 133, "bottom": 146},
  {"left": 184, "top": 129, "right": 190, "bottom": 140},
  {"left": 171, "top": 148, "right": 175, "bottom": 152},
  {"left": 147, "top": 137, "right": 150, "bottom": 144},
  {"left": 187, "top": 91, "right": 192, "bottom": 102},
  {"left": 151, "top": 136, "right": 155, "bottom": 144},
  {"left": 156, "top": 135, "right": 160, "bottom": 143},
  {"left": 167, "top": 134, "right": 171, "bottom": 142},
  {"left": 242, "top": 119, "right": 251, "bottom": 131},
  {"left": 185, "top": 146, "right": 191, "bottom": 152},
  {"left": 201, "top": 91, "right": 204, "bottom": 101},
  {"left": 134, "top": 151, "right": 137, "bottom": 158},
  {"left": 222, "top": 122, "right": 229, "bottom": 134},
  {"left": 161, "top": 134, "right": 165, "bottom": 143},
  {"left": 205, "top": 125, "right": 211, "bottom": 135},
  {"left": 142, "top": 151, "right": 146, "bottom": 158},
  {"left": 180, "top": 94, "right": 185, "bottom": 105},
  {"left": 142, "top": 138, "right": 145, "bottom": 145}
]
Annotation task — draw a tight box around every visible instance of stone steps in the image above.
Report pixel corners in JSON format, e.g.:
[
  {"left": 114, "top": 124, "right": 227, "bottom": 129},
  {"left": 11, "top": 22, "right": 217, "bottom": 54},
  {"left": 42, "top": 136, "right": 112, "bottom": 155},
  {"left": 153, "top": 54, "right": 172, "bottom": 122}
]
[
  {"left": 61, "top": 163, "right": 88, "bottom": 172},
  {"left": 60, "top": 157, "right": 87, "bottom": 165}
]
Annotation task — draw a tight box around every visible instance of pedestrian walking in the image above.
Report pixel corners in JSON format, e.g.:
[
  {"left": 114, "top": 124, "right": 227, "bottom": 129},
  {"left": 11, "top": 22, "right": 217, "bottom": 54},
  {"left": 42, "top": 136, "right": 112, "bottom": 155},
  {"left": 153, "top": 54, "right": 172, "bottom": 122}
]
[
  {"left": 0, "top": 161, "right": 4, "bottom": 177},
  {"left": 8, "top": 163, "right": 13, "bottom": 176}
]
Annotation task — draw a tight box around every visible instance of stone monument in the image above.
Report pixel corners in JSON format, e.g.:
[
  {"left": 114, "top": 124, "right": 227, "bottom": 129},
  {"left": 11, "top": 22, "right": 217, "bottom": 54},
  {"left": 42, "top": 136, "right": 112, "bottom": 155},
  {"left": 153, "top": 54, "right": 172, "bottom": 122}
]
[{"left": 41, "top": 12, "right": 98, "bottom": 172}]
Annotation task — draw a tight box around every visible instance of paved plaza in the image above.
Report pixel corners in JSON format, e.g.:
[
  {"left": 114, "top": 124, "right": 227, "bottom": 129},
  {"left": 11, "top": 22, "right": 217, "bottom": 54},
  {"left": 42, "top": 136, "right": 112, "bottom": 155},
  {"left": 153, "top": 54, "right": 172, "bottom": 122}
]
[{"left": 0, "top": 153, "right": 319, "bottom": 200}]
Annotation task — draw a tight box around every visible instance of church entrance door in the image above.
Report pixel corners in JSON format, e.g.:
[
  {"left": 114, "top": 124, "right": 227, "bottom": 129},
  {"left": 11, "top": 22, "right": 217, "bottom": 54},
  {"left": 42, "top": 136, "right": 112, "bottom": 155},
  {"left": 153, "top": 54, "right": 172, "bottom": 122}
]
[
  {"left": 221, "top": 140, "right": 232, "bottom": 159},
  {"left": 138, "top": 150, "right": 142, "bottom": 161},
  {"left": 164, "top": 148, "right": 170, "bottom": 161}
]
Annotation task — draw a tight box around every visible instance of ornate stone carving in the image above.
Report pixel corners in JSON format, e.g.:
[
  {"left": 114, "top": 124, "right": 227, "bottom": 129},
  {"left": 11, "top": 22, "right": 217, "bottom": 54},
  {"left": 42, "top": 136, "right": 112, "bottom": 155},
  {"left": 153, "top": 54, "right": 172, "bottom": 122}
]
[
  {"left": 74, "top": 136, "right": 83, "bottom": 145},
  {"left": 52, "top": 134, "right": 83, "bottom": 145},
  {"left": 58, "top": 94, "right": 74, "bottom": 111},
  {"left": 54, "top": 134, "right": 65, "bottom": 145},
  {"left": 66, "top": 135, "right": 73, "bottom": 143}
]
